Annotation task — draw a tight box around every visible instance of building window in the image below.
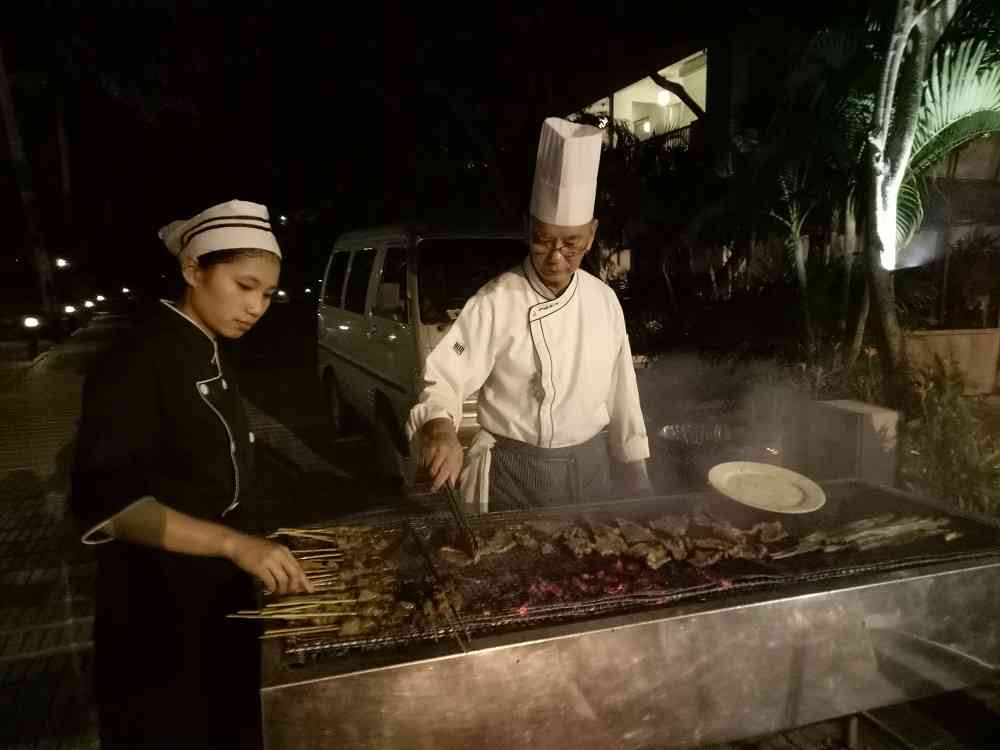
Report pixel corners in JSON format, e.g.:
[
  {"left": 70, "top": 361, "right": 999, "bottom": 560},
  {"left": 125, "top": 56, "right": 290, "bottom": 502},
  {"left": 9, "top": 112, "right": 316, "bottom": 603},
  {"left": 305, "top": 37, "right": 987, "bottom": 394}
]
[{"left": 577, "top": 49, "right": 707, "bottom": 143}]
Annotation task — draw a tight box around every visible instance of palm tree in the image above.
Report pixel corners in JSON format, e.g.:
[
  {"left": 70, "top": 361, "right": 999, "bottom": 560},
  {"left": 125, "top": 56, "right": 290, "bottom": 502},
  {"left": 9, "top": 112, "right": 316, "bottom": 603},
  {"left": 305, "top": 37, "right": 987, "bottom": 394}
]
[{"left": 865, "top": 0, "right": 1000, "bottom": 404}]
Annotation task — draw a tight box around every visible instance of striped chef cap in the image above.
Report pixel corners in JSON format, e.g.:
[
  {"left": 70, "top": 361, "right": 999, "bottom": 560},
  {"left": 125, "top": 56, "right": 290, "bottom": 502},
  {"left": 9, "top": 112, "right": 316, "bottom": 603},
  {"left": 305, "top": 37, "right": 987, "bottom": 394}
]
[{"left": 158, "top": 199, "right": 282, "bottom": 261}]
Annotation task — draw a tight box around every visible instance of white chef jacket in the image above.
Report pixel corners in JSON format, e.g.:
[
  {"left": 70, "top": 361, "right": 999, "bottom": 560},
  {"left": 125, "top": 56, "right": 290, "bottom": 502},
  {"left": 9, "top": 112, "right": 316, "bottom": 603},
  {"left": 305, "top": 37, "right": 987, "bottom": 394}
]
[{"left": 407, "top": 257, "right": 649, "bottom": 508}]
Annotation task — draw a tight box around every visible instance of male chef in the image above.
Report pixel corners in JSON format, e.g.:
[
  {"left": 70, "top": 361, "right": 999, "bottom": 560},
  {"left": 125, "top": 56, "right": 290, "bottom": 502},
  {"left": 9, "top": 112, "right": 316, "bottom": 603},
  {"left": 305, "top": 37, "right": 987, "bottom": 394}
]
[{"left": 407, "top": 117, "right": 651, "bottom": 512}]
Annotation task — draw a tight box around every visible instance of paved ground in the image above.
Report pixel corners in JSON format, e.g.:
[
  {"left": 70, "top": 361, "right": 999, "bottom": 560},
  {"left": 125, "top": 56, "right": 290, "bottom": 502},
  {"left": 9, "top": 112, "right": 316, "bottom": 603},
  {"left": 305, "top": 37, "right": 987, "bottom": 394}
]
[{"left": 1, "top": 306, "right": 999, "bottom": 748}]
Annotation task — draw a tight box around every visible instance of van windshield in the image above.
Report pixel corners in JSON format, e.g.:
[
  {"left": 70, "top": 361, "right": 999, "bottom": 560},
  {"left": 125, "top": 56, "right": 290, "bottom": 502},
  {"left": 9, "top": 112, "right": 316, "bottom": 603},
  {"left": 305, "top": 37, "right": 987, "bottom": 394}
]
[{"left": 417, "top": 237, "right": 528, "bottom": 324}]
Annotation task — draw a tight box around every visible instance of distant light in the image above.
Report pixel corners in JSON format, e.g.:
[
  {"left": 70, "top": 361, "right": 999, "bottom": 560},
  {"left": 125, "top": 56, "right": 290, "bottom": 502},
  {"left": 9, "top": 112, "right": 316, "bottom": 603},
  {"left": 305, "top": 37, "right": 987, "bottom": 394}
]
[
  {"left": 642, "top": 121, "right": 652, "bottom": 134},
  {"left": 64, "top": 305, "right": 76, "bottom": 314},
  {"left": 96, "top": 295, "right": 106, "bottom": 302},
  {"left": 305, "top": 288, "right": 312, "bottom": 294},
  {"left": 122, "top": 287, "right": 130, "bottom": 294},
  {"left": 387, "top": 334, "right": 397, "bottom": 341},
  {"left": 278, "top": 214, "right": 288, "bottom": 226},
  {"left": 84, "top": 300, "right": 95, "bottom": 309},
  {"left": 55, "top": 258, "right": 69, "bottom": 268},
  {"left": 598, "top": 116, "right": 609, "bottom": 129},
  {"left": 23, "top": 316, "right": 40, "bottom": 329},
  {"left": 657, "top": 90, "right": 672, "bottom": 107},
  {"left": 277, "top": 290, "right": 287, "bottom": 297},
  {"left": 338, "top": 324, "right": 350, "bottom": 331}
]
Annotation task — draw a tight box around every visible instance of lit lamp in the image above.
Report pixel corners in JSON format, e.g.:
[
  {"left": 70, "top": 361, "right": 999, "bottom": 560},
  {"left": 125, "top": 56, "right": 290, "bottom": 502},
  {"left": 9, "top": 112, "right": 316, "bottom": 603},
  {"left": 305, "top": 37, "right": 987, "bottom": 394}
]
[
  {"left": 657, "top": 90, "right": 672, "bottom": 107},
  {"left": 55, "top": 258, "right": 69, "bottom": 269},
  {"left": 23, "top": 316, "right": 41, "bottom": 359},
  {"left": 96, "top": 295, "right": 106, "bottom": 302},
  {"left": 305, "top": 288, "right": 312, "bottom": 294},
  {"left": 64, "top": 305, "right": 76, "bottom": 314},
  {"left": 642, "top": 121, "right": 652, "bottom": 134},
  {"left": 84, "top": 300, "right": 95, "bottom": 309},
  {"left": 122, "top": 287, "right": 131, "bottom": 294}
]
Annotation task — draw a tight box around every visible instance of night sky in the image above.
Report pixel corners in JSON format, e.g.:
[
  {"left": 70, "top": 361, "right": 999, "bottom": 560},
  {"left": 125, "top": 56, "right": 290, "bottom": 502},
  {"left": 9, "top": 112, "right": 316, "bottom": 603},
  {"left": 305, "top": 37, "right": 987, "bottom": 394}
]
[{"left": 1, "top": 1, "right": 834, "bottom": 295}]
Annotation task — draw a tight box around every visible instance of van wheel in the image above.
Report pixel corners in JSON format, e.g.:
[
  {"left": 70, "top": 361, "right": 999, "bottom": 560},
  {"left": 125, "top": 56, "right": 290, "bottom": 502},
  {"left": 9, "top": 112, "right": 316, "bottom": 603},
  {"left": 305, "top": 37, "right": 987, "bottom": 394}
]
[
  {"left": 324, "top": 371, "right": 350, "bottom": 436},
  {"left": 374, "top": 406, "right": 407, "bottom": 487}
]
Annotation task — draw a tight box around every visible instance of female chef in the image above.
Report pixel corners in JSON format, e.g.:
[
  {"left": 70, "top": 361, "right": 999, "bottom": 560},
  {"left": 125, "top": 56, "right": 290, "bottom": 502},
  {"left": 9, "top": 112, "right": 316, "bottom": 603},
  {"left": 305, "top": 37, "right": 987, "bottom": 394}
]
[{"left": 71, "top": 199, "right": 313, "bottom": 749}]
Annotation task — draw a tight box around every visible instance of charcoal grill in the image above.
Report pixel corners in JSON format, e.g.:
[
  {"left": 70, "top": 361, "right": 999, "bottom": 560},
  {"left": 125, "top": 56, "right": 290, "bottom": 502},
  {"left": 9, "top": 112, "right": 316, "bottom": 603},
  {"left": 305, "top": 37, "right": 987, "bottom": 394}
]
[{"left": 261, "top": 480, "right": 1000, "bottom": 749}]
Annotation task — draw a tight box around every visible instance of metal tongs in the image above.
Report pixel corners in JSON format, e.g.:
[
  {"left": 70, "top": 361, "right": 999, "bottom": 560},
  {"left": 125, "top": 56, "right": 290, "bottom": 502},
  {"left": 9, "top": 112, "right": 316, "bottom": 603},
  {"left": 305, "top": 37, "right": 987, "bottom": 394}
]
[{"left": 442, "top": 481, "right": 480, "bottom": 562}]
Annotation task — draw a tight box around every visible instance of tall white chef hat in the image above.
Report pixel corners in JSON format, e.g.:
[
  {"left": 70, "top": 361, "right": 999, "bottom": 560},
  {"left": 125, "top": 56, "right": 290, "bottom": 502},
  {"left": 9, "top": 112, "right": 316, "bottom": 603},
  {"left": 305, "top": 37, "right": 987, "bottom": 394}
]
[
  {"left": 158, "top": 199, "right": 282, "bottom": 261},
  {"left": 529, "top": 117, "right": 603, "bottom": 227}
]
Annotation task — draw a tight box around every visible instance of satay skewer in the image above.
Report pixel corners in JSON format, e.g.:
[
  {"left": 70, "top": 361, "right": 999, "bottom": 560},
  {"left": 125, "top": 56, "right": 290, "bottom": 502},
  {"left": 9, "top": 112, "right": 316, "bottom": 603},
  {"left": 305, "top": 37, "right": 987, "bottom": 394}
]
[
  {"left": 261, "top": 624, "right": 342, "bottom": 639},
  {"left": 229, "top": 611, "right": 358, "bottom": 621}
]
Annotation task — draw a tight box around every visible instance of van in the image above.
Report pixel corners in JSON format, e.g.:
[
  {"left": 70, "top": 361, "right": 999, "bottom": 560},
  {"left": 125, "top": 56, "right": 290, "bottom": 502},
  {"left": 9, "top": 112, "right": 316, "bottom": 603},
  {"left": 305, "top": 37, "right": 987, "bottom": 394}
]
[{"left": 317, "top": 225, "right": 527, "bottom": 483}]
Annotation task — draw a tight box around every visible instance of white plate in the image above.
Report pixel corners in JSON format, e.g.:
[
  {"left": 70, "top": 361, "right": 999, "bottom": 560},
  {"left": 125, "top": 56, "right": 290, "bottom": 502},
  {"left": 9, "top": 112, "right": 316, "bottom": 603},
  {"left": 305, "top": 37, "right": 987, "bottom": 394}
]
[{"left": 707, "top": 462, "right": 826, "bottom": 514}]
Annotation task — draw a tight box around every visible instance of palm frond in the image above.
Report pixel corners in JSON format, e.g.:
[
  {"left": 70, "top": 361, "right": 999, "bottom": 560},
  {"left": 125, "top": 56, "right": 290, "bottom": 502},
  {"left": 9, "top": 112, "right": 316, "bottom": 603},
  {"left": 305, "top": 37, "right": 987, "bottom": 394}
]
[
  {"left": 910, "top": 41, "right": 1000, "bottom": 178},
  {"left": 896, "top": 178, "right": 925, "bottom": 250}
]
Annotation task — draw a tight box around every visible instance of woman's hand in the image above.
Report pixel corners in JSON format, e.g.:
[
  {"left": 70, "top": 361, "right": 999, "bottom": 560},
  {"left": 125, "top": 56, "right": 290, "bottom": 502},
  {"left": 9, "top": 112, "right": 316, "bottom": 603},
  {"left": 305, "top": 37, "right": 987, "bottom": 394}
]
[
  {"left": 420, "top": 418, "right": 464, "bottom": 492},
  {"left": 224, "top": 533, "right": 315, "bottom": 595}
]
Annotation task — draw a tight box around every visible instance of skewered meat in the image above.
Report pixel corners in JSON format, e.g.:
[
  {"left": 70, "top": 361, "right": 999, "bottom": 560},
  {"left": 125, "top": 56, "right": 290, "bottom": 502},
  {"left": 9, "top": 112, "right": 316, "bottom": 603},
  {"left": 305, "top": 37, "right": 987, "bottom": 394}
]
[
  {"left": 526, "top": 520, "right": 573, "bottom": 537},
  {"left": 591, "top": 524, "right": 629, "bottom": 557},
  {"left": 751, "top": 520, "right": 788, "bottom": 543},
  {"left": 689, "top": 549, "right": 724, "bottom": 568},
  {"left": 482, "top": 528, "right": 518, "bottom": 555},
  {"left": 772, "top": 514, "right": 952, "bottom": 559},
  {"left": 513, "top": 529, "right": 540, "bottom": 551},
  {"left": 562, "top": 526, "right": 596, "bottom": 559},
  {"left": 626, "top": 542, "right": 671, "bottom": 570},
  {"left": 691, "top": 510, "right": 745, "bottom": 544},
  {"left": 649, "top": 514, "right": 690, "bottom": 537},
  {"left": 691, "top": 537, "right": 730, "bottom": 551},
  {"left": 617, "top": 518, "right": 657, "bottom": 545},
  {"left": 660, "top": 535, "right": 687, "bottom": 561}
]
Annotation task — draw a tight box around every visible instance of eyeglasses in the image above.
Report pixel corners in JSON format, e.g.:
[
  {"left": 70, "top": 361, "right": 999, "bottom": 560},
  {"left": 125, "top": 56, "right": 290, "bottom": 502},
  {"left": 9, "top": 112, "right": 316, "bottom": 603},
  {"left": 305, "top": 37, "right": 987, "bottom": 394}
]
[{"left": 529, "top": 234, "right": 589, "bottom": 259}]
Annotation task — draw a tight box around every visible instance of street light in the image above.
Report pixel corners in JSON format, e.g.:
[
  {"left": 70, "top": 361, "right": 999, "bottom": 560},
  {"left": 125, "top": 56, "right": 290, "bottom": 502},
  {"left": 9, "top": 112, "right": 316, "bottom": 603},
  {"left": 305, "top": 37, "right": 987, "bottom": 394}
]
[
  {"left": 96, "top": 295, "right": 106, "bottom": 302},
  {"left": 277, "top": 290, "right": 287, "bottom": 297},
  {"left": 55, "top": 258, "right": 69, "bottom": 269},
  {"left": 84, "top": 300, "right": 95, "bottom": 309},
  {"left": 122, "top": 287, "right": 131, "bottom": 294},
  {"left": 23, "top": 316, "right": 40, "bottom": 329},
  {"left": 64, "top": 305, "right": 76, "bottom": 314},
  {"left": 305, "top": 288, "right": 312, "bottom": 294}
]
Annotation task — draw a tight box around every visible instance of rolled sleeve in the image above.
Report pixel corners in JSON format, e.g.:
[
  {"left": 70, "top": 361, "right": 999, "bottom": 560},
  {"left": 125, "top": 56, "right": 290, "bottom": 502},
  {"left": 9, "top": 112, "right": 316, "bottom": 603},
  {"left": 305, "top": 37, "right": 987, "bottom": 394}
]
[
  {"left": 406, "top": 297, "right": 497, "bottom": 441},
  {"left": 71, "top": 345, "right": 161, "bottom": 543}
]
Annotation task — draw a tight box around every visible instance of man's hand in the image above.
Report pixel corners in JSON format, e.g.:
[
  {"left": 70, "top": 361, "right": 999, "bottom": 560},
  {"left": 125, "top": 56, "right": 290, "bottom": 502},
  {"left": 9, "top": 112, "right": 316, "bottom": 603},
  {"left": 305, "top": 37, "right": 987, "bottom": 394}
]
[
  {"left": 419, "top": 418, "right": 463, "bottom": 492},
  {"left": 224, "top": 533, "right": 315, "bottom": 595},
  {"left": 621, "top": 460, "right": 654, "bottom": 496}
]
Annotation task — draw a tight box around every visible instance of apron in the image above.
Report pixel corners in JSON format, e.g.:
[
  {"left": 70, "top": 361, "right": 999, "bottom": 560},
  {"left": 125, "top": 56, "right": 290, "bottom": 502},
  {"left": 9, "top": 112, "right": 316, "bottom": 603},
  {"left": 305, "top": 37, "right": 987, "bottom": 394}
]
[{"left": 469, "top": 431, "right": 611, "bottom": 512}]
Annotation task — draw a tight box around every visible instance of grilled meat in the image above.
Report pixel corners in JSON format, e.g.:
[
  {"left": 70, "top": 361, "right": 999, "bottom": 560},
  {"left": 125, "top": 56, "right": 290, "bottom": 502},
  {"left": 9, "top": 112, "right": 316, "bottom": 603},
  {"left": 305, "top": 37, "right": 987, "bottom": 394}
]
[
  {"left": 590, "top": 524, "right": 630, "bottom": 557},
  {"left": 649, "top": 514, "right": 690, "bottom": 537},
  {"left": 562, "top": 526, "right": 596, "bottom": 559},
  {"left": 688, "top": 549, "right": 724, "bottom": 568},
  {"left": 617, "top": 518, "right": 657, "bottom": 545},
  {"left": 627, "top": 542, "right": 671, "bottom": 570},
  {"left": 751, "top": 520, "right": 788, "bottom": 543}
]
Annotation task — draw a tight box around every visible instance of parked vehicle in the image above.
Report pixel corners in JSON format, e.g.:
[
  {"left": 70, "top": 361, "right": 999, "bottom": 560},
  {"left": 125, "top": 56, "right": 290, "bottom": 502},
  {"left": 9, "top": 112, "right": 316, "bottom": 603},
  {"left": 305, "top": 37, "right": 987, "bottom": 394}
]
[{"left": 317, "top": 225, "right": 527, "bottom": 482}]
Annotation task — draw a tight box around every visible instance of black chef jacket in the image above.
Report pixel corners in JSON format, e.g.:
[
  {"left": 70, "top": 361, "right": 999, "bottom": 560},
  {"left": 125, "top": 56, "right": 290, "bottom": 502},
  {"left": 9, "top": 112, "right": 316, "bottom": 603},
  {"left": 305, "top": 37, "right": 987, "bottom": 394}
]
[{"left": 71, "top": 300, "right": 262, "bottom": 750}]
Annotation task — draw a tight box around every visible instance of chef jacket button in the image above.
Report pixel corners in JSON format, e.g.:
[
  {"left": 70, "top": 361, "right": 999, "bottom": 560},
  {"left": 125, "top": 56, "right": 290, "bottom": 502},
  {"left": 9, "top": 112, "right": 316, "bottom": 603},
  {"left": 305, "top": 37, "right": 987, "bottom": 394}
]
[
  {"left": 222, "top": 379, "right": 228, "bottom": 390},
  {"left": 249, "top": 431, "right": 255, "bottom": 444},
  {"left": 198, "top": 384, "right": 209, "bottom": 396}
]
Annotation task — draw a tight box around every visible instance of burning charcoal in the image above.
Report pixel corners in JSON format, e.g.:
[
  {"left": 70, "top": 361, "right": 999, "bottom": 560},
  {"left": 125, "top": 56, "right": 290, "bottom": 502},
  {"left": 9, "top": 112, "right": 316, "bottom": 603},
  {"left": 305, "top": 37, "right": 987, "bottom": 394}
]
[
  {"left": 751, "top": 520, "right": 788, "bottom": 543},
  {"left": 540, "top": 542, "right": 556, "bottom": 556},
  {"left": 591, "top": 524, "right": 629, "bottom": 557},
  {"left": 616, "top": 518, "right": 657, "bottom": 544},
  {"left": 627, "top": 542, "right": 671, "bottom": 570},
  {"left": 688, "top": 549, "right": 724, "bottom": 568},
  {"left": 649, "top": 514, "right": 690, "bottom": 537}
]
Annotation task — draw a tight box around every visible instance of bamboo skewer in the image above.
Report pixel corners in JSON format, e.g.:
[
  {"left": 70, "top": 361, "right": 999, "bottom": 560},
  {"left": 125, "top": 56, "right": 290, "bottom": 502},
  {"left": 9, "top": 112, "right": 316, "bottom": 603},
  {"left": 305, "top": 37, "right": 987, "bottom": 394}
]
[
  {"left": 229, "top": 611, "right": 358, "bottom": 621},
  {"left": 261, "top": 624, "right": 342, "bottom": 639}
]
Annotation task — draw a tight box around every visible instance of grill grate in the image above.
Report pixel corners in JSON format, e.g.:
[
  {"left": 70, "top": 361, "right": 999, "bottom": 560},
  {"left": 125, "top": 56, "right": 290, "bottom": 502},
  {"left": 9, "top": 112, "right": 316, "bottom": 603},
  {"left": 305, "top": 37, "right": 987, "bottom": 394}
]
[{"left": 279, "top": 482, "right": 1000, "bottom": 663}]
